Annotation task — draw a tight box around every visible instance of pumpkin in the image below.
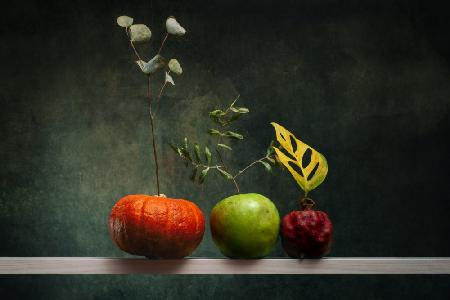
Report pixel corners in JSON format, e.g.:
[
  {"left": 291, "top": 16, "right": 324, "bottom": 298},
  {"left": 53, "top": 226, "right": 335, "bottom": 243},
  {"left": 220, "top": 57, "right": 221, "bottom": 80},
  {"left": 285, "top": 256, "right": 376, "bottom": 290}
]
[{"left": 109, "top": 194, "right": 205, "bottom": 258}]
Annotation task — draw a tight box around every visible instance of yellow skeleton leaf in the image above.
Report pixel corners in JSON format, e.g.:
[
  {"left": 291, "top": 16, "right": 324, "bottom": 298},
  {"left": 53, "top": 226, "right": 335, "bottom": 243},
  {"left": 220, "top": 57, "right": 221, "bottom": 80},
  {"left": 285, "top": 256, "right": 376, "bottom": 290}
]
[{"left": 271, "top": 122, "right": 328, "bottom": 195}]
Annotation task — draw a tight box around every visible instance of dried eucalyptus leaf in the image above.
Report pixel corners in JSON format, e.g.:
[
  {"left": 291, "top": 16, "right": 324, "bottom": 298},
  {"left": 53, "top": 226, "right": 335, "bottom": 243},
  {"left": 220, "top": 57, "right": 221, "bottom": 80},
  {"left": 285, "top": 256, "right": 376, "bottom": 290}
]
[
  {"left": 217, "top": 168, "right": 233, "bottom": 180},
  {"left": 217, "top": 143, "right": 232, "bottom": 151},
  {"left": 204, "top": 146, "right": 212, "bottom": 165},
  {"left": 199, "top": 167, "right": 209, "bottom": 184},
  {"left": 194, "top": 143, "right": 201, "bottom": 162},
  {"left": 117, "top": 16, "right": 134, "bottom": 27},
  {"left": 136, "top": 55, "right": 165, "bottom": 75},
  {"left": 166, "top": 17, "right": 186, "bottom": 36},
  {"left": 165, "top": 72, "right": 175, "bottom": 85},
  {"left": 129, "top": 24, "right": 152, "bottom": 43},
  {"left": 168, "top": 59, "right": 182, "bottom": 75}
]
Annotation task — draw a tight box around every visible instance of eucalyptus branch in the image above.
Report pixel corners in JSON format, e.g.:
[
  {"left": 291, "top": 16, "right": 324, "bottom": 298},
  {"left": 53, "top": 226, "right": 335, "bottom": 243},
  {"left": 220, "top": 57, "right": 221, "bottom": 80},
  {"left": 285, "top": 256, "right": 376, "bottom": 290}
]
[{"left": 117, "top": 15, "right": 187, "bottom": 195}]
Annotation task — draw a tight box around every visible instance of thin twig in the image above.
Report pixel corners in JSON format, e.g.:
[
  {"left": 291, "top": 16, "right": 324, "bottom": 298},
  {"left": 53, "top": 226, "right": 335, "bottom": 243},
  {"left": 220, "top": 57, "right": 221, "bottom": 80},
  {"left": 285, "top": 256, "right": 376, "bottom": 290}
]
[
  {"left": 148, "top": 76, "right": 160, "bottom": 195},
  {"left": 180, "top": 155, "right": 223, "bottom": 170},
  {"left": 157, "top": 33, "right": 169, "bottom": 55},
  {"left": 155, "top": 81, "right": 168, "bottom": 115},
  {"left": 130, "top": 41, "right": 144, "bottom": 61},
  {"left": 233, "top": 156, "right": 268, "bottom": 180},
  {"left": 215, "top": 136, "right": 240, "bottom": 193}
]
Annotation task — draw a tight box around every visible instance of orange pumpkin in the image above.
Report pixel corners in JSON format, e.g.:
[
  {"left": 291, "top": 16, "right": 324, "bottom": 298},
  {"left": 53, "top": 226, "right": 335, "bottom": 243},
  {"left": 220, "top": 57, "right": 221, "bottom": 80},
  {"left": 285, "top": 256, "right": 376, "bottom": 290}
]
[{"left": 109, "top": 194, "right": 205, "bottom": 258}]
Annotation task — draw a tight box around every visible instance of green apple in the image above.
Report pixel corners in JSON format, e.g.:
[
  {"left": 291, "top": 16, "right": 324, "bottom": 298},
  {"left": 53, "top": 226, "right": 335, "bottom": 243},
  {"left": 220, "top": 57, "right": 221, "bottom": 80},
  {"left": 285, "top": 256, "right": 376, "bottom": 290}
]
[{"left": 210, "top": 193, "right": 280, "bottom": 258}]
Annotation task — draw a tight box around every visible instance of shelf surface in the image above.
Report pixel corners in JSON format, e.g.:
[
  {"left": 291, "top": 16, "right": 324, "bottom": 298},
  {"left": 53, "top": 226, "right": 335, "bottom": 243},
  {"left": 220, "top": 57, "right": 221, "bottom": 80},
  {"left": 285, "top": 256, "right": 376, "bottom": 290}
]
[{"left": 1, "top": 257, "right": 449, "bottom": 274}]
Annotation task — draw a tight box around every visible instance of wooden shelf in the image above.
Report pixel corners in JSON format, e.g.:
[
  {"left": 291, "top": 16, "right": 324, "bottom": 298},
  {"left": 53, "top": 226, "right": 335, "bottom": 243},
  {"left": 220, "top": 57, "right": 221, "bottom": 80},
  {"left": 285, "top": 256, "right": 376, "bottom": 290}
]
[{"left": 0, "top": 257, "right": 449, "bottom": 274}]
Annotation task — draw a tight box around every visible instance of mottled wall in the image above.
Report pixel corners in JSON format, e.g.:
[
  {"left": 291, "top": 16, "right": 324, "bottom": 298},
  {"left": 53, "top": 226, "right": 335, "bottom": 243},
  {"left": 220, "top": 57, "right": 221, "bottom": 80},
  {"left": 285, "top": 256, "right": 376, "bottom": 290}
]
[{"left": 1, "top": 0, "right": 450, "bottom": 299}]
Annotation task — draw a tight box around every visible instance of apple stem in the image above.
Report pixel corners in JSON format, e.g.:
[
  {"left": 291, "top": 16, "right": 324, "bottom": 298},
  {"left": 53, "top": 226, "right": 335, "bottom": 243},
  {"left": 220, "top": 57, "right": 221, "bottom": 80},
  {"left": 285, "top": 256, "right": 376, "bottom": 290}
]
[{"left": 299, "top": 197, "right": 315, "bottom": 210}]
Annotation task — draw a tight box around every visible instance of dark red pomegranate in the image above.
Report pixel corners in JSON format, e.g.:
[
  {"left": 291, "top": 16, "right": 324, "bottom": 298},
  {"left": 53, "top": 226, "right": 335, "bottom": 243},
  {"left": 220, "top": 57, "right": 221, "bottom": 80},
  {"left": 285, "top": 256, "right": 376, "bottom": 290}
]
[{"left": 281, "top": 198, "right": 333, "bottom": 258}]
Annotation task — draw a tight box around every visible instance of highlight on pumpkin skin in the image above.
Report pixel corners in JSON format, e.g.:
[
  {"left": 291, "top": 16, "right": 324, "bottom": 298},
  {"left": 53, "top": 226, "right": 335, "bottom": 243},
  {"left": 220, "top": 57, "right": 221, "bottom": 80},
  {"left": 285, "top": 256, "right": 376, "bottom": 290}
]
[{"left": 271, "top": 122, "right": 328, "bottom": 197}]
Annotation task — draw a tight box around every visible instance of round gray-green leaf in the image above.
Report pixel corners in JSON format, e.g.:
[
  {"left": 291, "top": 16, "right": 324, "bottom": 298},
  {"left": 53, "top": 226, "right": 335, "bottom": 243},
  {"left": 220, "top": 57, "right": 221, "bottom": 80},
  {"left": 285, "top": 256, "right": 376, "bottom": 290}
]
[
  {"left": 165, "top": 72, "right": 175, "bottom": 85},
  {"left": 168, "top": 59, "right": 182, "bottom": 75},
  {"left": 129, "top": 24, "right": 151, "bottom": 43},
  {"left": 117, "top": 16, "right": 133, "bottom": 27},
  {"left": 136, "top": 55, "right": 165, "bottom": 75},
  {"left": 166, "top": 17, "right": 186, "bottom": 36}
]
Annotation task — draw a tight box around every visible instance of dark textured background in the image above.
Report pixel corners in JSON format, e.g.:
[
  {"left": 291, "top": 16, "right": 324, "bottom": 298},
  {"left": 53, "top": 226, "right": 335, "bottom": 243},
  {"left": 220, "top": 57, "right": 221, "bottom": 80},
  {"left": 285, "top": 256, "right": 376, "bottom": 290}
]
[{"left": 1, "top": 0, "right": 450, "bottom": 299}]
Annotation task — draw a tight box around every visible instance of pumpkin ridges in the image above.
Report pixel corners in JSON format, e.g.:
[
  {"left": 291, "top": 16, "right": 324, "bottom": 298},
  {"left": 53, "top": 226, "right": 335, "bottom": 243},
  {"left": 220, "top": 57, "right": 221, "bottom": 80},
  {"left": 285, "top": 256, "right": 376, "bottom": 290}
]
[
  {"left": 191, "top": 201, "right": 200, "bottom": 235},
  {"left": 109, "top": 194, "right": 205, "bottom": 258}
]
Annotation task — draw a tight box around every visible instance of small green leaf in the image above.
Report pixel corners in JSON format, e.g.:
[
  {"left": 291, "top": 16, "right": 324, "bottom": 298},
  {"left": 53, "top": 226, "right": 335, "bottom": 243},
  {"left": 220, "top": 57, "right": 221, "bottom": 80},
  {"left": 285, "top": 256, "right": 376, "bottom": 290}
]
[
  {"left": 260, "top": 161, "right": 272, "bottom": 173},
  {"left": 236, "top": 107, "right": 249, "bottom": 113},
  {"left": 117, "top": 16, "right": 133, "bottom": 28},
  {"left": 204, "top": 146, "right": 212, "bottom": 165},
  {"left": 168, "top": 59, "right": 183, "bottom": 75},
  {"left": 194, "top": 143, "right": 201, "bottom": 162},
  {"left": 230, "top": 107, "right": 249, "bottom": 114},
  {"left": 266, "top": 140, "right": 275, "bottom": 156},
  {"left": 226, "top": 113, "right": 242, "bottom": 124},
  {"left": 208, "top": 129, "right": 221, "bottom": 135},
  {"left": 217, "top": 168, "right": 233, "bottom": 180},
  {"left": 169, "top": 143, "right": 178, "bottom": 153},
  {"left": 217, "top": 143, "right": 232, "bottom": 151},
  {"left": 266, "top": 157, "right": 276, "bottom": 164},
  {"left": 224, "top": 131, "right": 244, "bottom": 140},
  {"left": 199, "top": 167, "right": 209, "bottom": 184},
  {"left": 180, "top": 148, "right": 191, "bottom": 161},
  {"left": 183, "top": 137, "right": 188, "bottom": 151},
  {"left": 129, "top": 24, "right": 152, "bottom": 43},
  {"left": 209, "top": 110, "right": 226, "bottom": 117},
  {"left": 229, "top": 95, "right": 240, "bottom": 108},
  {"left": 189, "top": 168, "right": 197, "bottom": 182}
]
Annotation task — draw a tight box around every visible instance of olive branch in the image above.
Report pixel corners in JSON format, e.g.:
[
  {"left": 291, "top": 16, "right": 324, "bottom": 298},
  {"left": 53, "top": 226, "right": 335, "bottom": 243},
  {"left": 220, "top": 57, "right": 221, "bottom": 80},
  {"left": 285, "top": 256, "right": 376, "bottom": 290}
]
[{"left": 170, "top": 96, "right": 278, "bottom": 193}]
